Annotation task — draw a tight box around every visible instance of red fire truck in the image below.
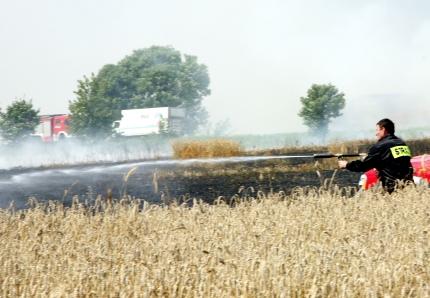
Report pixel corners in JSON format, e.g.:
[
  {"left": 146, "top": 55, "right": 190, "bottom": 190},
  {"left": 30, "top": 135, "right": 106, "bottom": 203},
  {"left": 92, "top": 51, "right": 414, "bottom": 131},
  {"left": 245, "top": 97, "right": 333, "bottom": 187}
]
[
  {"left": 33, "top": 114, "right": 71, "bottom": 142},
  {"left": 359, "top": 155, "right": 430, "bottom": 190}
]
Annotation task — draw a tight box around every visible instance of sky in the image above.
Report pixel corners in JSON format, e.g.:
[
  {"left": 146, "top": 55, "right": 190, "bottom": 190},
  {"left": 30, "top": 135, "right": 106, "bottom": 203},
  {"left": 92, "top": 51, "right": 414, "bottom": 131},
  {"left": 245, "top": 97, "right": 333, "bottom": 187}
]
[{"left": 1, "top": 0, "right": 429, "bottom": 135}]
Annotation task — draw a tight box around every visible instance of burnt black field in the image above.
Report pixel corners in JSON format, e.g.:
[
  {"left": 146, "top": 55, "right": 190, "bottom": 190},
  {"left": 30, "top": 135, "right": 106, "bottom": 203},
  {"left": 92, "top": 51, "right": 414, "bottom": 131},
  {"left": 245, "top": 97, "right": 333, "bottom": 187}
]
[{"left": 0, "top": 157, "right": 361, "bottom": 209}]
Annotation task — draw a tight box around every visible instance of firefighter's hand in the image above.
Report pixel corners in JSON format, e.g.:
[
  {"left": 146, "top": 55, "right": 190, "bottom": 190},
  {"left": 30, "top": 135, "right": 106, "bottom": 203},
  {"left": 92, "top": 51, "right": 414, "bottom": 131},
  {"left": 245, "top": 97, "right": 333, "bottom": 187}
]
[{"left": 338, "top": 160, "right": 348, "bottom": 169}]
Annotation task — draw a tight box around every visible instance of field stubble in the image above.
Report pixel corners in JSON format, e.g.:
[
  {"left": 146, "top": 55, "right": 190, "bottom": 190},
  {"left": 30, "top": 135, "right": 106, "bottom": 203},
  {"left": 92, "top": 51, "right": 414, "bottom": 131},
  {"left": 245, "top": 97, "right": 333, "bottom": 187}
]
[{"left": 1, "top": 186, "right": 430, "bottom": 297}]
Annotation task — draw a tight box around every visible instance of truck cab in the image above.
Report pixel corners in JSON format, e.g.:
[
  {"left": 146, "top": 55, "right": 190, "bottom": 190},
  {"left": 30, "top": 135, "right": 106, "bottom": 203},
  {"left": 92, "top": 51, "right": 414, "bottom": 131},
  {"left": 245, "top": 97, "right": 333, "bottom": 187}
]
[{"left": 33, "top": 114, "right": 70, "bottom": 142}]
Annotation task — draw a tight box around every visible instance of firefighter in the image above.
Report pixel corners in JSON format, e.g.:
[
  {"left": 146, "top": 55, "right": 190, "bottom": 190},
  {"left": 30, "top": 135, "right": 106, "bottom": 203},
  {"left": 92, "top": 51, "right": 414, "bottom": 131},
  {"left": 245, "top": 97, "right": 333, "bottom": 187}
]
[{"left": 338, "top": 118, "right": 414, "bottom": 193}]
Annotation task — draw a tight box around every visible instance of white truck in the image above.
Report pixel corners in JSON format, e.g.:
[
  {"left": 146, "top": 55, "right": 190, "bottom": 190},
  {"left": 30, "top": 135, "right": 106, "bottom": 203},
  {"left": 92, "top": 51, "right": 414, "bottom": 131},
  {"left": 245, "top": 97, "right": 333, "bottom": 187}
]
[{"left": 112, "top": 107, "right": 185, "bottom": 136}]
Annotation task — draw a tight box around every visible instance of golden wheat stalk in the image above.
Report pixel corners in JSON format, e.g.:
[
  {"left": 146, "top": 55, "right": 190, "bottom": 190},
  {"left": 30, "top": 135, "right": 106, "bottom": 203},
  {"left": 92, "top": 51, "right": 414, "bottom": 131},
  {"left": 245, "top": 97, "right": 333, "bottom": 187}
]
[{"left": 1, "top": 186, "right": 429, "bottom": 297}]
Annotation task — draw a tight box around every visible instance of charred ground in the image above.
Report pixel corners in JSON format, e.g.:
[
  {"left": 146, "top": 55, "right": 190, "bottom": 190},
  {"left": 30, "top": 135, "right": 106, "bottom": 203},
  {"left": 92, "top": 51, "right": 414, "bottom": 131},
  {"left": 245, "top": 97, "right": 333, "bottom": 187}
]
[{"left": 0, "top": 157, "right": 361, "bottom": 209}]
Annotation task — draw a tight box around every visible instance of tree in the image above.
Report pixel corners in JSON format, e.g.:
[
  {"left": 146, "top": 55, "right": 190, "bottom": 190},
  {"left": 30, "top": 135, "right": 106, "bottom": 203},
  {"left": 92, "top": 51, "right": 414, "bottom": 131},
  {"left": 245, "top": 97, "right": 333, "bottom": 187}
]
[
  {"left": 69, "top": 74, "right": 119, "bottom": 137},
  {"left": 0, "top": 99, "right": 40, "bottom": 142},
  {"left": 69, "top": 46, "right": 211, "bottom": 137},
  {"left": 298, "top": 84, "right": 345, "bottom": 140}
]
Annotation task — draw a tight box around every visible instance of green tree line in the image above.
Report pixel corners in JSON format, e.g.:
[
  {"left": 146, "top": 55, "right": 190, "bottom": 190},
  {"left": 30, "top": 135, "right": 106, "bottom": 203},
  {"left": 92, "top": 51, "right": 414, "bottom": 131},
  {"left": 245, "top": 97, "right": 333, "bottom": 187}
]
[{"left": 69, "top": 46, "right": 211, "bottom": 137}]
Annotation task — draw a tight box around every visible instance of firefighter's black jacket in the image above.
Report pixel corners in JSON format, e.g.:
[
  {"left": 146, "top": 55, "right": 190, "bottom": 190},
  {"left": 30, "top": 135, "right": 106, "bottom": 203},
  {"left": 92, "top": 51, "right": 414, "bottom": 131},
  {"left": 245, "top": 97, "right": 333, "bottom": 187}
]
[{"left": 346, "top": 134, "right": 413, "bottom": 192}]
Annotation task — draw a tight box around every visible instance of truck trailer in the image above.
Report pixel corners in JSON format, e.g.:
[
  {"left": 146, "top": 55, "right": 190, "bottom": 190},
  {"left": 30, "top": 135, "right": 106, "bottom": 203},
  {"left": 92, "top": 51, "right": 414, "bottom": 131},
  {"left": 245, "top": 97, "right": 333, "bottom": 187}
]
[{"left": 112, "top": 107, "right": 185, "bottom": 137}]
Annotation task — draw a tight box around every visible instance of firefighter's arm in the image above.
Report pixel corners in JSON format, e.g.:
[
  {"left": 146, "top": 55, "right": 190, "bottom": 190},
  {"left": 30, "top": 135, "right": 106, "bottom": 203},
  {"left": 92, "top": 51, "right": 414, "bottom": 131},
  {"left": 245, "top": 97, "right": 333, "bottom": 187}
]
[{"left": 344, "top": 146, "right": 379, "bottom": 172}]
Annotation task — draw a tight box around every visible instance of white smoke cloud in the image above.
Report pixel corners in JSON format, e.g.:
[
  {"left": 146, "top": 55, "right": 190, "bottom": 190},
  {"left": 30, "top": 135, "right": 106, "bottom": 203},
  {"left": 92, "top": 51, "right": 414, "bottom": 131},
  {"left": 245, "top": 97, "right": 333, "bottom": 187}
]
[
  {"left": 0, "top": 0, "right": 429, "bottom": 135},
  {"left": 0, "top": 138, "right": 172, "bottom": 170}
]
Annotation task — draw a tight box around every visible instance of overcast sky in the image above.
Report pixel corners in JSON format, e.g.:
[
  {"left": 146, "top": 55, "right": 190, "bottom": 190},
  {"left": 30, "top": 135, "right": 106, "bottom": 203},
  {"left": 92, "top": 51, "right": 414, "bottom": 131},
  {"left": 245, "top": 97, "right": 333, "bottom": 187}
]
[{"left": 1, "top": 0, "right": 429, "bottom": 134}]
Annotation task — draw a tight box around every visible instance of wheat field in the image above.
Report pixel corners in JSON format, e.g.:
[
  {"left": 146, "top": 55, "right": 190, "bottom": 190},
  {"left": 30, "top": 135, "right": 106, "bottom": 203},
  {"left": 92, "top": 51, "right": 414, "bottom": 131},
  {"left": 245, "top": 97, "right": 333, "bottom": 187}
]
[
  {"left": 1, "top": 186, "right": 430, "bottom": 297},
  {"left": 171, "top": 139, "right": 243, "bottom": 159}
]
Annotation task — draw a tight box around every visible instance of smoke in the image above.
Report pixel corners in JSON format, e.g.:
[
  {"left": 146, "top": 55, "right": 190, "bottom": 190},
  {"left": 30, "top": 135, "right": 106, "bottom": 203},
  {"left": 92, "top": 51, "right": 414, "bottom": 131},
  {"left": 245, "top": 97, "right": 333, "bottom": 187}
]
[
  {"left": 2, "top": 0, "right": 430, "bottom": 139},
  {"left": 0, "top": 137, "right": 173, "bottom": 170},
  {"left": 330, "top": 93, "right": 430, "bottom": 139}
]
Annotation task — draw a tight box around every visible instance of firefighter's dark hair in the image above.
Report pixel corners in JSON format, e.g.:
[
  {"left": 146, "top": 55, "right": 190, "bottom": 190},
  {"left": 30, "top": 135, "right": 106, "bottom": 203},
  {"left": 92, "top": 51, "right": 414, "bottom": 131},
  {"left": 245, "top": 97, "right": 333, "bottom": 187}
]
[{"left": 377, "top": 118, "right": 395, "bottom": 134}]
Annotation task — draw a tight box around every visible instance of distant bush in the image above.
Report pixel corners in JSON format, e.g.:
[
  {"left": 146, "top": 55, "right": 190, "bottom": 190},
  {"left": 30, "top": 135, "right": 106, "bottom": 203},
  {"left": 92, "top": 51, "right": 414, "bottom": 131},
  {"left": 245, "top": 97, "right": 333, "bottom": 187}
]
[
  {"left": 247, "top": 144, "right": 328, "bottom": 156},
  {"left": 327, "top": 139, "right": 374, "bottom": 155},
  {"left": 328, "top": 138, "right": 430, "bottom": 156},
  {"left": 172, "top": 139, "right": 243, "bottom": 159},
  {"left": 245, "top": 138, "right": 430, "bottom": 170},
  {"left": 406, "top": 139, "right": 430, "bottom": 156}
]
